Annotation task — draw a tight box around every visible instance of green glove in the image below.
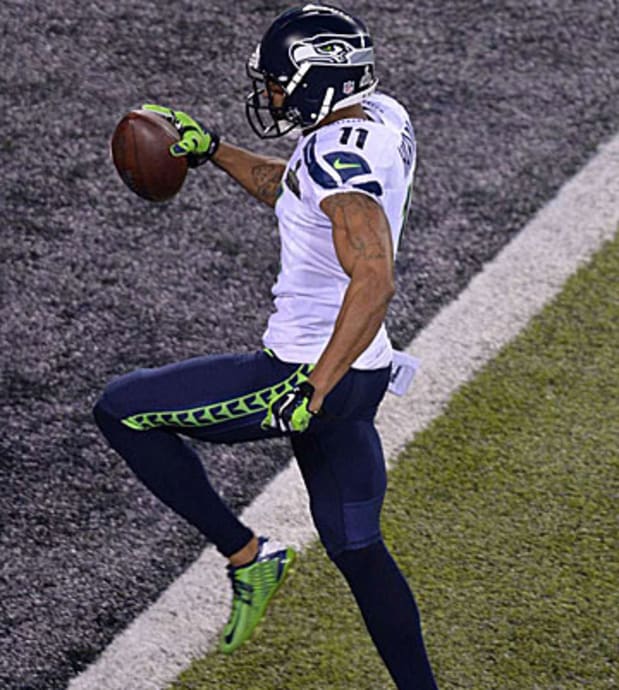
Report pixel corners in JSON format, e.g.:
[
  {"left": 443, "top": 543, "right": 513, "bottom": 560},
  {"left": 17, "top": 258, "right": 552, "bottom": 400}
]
[
  {"left": 261, "top": 381, "right": 319, "bottom": 433},
  {"left": 142, "top": 103, "right": 220, "bottom": 167}
]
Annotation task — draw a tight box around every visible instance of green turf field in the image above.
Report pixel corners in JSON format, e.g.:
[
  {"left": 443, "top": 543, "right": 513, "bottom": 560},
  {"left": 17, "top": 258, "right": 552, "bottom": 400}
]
[{"left": 170, "top": 231, "right": 618, "bottom": 690}]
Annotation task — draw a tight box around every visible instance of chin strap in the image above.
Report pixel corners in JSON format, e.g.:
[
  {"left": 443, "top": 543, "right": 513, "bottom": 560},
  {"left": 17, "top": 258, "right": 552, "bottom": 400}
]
[{"left": 315, "top": 87, "right": 336, "bottom": 124}]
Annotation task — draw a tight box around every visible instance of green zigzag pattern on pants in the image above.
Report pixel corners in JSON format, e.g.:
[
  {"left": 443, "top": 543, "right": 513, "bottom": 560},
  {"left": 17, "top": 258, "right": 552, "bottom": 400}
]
[{"left": 120, "top": 364, "right": 313, "bottom": 431}]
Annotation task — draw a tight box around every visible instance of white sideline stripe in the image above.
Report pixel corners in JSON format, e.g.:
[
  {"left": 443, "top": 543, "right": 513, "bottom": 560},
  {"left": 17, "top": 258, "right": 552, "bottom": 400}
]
[{"left": 69, "top": 133, "right": 619, "bottom": 690}]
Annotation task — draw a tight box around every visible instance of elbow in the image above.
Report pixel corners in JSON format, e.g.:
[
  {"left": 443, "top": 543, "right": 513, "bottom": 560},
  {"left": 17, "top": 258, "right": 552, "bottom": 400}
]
[
  {"left": 350, "top": 263, "right": 396, "bottom": 307},
  {"left": 383, "top": 278, "right": 396, "bottom": 303},
  {"left": 374, "top": 268, "right": 396, "bottom": 304},
  {"left": 366, "top": 274, "right": 396, "bottom": 307},
  {"left": 377, "top": 282, "right": 395, "bottom": 307}
]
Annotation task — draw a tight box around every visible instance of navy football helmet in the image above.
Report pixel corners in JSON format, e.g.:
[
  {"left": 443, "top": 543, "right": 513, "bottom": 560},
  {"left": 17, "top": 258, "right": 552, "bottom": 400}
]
[{"left": 246, "top": 4, "right": 378, "bottom": 138}]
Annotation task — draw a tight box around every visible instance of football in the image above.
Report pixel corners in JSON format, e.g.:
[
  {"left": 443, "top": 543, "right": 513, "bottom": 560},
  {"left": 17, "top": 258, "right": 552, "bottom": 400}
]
[{"left": 111, "top": 109, "right": 188, "bottom": 202}]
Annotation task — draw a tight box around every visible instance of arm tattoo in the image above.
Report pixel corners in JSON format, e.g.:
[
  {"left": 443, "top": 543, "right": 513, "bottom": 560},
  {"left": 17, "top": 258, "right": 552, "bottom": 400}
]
[
  {"left": 251, "top": 162, "right": 285, "bottom": 205},
  {"left": 322, "top": 193, "right": 390, "bottom": 263}
]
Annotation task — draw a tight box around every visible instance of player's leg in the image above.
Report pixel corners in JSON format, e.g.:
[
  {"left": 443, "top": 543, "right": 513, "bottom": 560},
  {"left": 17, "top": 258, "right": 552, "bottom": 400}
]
[
  {"left": 93, "top": 350, "right": 309, "bottom": 557},
  {"left": 333, "top": 542, "right": 438, "bottom": 690},
  {"left": 94, "top": 350, "right": 303, "bottom": 651},
  {"left": 93, "top": 396, "right": 252, "bottom": 557},
  {"left": 291, "top": 373, "right": 438, "bottom": 689}
]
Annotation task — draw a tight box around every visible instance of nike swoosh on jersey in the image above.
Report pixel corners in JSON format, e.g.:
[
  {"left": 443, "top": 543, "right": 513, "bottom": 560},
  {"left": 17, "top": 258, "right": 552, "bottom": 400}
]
[{"left": 333, "top": 158, "right": 362, "bottom": 170}]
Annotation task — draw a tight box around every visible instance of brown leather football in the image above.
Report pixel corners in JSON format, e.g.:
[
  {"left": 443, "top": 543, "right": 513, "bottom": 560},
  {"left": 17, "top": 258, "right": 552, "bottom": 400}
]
[{"left": 111, "top": 109, "right": 188, "bottom": 202}]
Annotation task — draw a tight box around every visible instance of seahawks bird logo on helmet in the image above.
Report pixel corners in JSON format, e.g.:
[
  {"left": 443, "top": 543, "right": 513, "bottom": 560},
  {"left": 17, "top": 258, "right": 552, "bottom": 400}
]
[
  {"left": 289, "top": 34, "right": 374, "bottom": 67},
  {"left": 246, "top": 4, "right": 378, "bottom": 138}
]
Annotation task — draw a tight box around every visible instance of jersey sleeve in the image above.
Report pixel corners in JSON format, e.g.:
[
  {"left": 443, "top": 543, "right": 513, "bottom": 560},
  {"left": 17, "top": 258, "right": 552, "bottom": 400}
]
[{"left": 301, "top": 131, "right": 386, "bottom": 208}]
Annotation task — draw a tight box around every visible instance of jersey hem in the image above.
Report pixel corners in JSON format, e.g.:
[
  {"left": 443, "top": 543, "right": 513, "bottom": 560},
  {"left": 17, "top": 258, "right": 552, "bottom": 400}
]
[{"left": 262, "top": 342, "right": 393, "bottom": 371}]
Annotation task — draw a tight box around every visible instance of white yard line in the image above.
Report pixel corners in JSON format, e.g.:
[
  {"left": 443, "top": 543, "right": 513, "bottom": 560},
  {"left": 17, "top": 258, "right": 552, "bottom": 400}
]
[{"left": 69, "top": 133, "right": 619, "bottom": 690}]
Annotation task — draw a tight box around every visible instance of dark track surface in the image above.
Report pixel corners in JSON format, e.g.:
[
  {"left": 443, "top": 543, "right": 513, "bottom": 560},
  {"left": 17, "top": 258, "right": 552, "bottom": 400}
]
[{"left": 1, "top": 1, "right": 617, "bottom": 688}]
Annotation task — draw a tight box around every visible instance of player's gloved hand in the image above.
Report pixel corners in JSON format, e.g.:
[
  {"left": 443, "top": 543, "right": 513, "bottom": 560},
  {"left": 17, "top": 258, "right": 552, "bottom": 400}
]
[
  {"left": 261, "top": 381, "right": 321, "bottom": 433},
  {"left": 141, "top": 103, "right": 220, "bottom": 167}
]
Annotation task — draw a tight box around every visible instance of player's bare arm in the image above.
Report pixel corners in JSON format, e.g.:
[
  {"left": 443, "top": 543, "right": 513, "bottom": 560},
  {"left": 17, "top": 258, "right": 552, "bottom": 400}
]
[
  {"left": 307, "top": 192, "right": 395, "bottom": 411},
  {"left": 212, "top": 141, "right": 286, "bottom": 208},
  {"left": 209, "top": 80, "right": 286, "bottom": 207}
]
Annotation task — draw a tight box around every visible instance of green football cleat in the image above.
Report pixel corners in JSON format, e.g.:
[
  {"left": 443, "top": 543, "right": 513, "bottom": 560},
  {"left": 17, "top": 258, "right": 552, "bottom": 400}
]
[{"left": 220, "top": 537, "right": 296, "bottom": 654}]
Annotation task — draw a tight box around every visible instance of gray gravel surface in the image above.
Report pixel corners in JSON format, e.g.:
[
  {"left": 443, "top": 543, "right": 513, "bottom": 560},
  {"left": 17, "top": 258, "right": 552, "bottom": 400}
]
[{"left": 1, "top": 1, "right": 617, "bottom": 688}]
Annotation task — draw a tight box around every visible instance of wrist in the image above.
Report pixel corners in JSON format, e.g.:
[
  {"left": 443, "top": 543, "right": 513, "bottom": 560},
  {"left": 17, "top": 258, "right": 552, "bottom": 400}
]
[
  {"left": 307, "top": 372, "right": 329, "bottom": 397},
  {"left": 186, "top": 129, "right": 221, "bottom": 168},
  {"left": 304, "top": 378, "right": 326, "bottom": 414}
]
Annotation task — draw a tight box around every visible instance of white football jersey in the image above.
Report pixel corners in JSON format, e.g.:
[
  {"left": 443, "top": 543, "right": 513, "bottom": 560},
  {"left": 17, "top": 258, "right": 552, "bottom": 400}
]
[{"left": 262, "top": 92, "right": 416, "bottom": 369}]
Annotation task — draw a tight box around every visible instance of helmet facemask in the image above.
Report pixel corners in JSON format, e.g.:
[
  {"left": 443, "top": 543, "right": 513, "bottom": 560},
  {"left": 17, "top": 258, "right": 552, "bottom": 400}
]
[{"left": 245, "top": 47, "right": 301, "bottom": 139}]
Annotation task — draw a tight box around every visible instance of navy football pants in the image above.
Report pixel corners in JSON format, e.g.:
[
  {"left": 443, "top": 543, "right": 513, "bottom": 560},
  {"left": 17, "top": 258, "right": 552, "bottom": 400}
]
[
  {"left": 93, "top": 349, "right": 389, "bottom": 557},
  {"left": 93, "top": 349, "right": 438, "bottom": 688}
]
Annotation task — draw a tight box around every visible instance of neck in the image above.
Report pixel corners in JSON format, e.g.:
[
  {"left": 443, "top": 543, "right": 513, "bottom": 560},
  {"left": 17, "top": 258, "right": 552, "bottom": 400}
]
[{"left": 304, "top": 103, "right": 368, "bottom": 134}]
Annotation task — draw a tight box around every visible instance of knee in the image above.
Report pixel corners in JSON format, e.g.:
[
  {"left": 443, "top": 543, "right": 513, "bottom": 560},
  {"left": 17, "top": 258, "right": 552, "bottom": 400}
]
[
  {"left": 92, "top": 384, "right": 120, "bottom": 435},
  {"left": 313, "top": 493, "right": 384, "bottom": 560},
  {"left": 92, "top": 368, "right": 146, "bottom": 428}
]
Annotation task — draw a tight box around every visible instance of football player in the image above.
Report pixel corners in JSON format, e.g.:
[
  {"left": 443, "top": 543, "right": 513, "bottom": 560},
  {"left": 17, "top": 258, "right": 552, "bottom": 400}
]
[{"left": 94, "top": 4, "right": 437, "bottom": 688}]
